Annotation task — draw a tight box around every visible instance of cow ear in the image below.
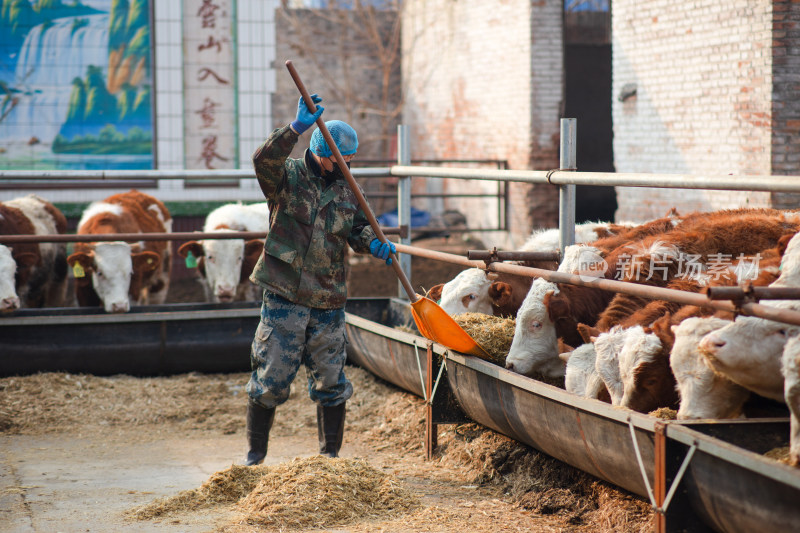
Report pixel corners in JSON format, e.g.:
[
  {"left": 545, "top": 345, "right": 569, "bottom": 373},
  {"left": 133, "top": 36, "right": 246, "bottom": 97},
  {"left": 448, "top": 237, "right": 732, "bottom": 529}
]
[
  {"left": 13, "top": 252, "right": 39, "bottom": 268},
  {"left": 544, "top": 290, "right": 570, "bottom": 322},
  {"left": 488, "top": 281, "right": 513, "bottom": 307},
  {"left": 132, "top": 251, "right": 161, "bottom": 273},
  {"left": 244, "top": 239, "right": 263, "bottom": 258},
  {"left": 778, "top": 233, "right": 794, "bottom": 256},
  {"left": 178, "top": 241, "right": 204, "bottom": 259},
  {"left": 67, "top": 251, "right": 95, "bottom": 272},
  {"left": 558, "top": 351, "right": 571, "bottom": 363},
  {"left": 426, "top": 283, "right": 444, "bottom": 302},
  {"left": 577, "top": 323, "right": 600, "bottom": 344}
]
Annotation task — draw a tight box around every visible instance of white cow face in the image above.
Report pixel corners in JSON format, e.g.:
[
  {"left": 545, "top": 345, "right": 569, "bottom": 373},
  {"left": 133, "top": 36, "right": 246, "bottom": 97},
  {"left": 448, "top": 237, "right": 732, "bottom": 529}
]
[
  {"left": 0, "top": 245, "right": 19, "bottom": 311},
  {"left": 618, "top": 326, "right": 666, "bottom": 412},
  {"left": 562, "top": 342, "right": 597, "bottom": 396},
  {"left": 505, "top": 279, "right": 564, "bottom": 378},
  {"left": 439, "top": 268, "right": 494, "bottom": 316},
  {"left": 200, "top": 237, "right": 244, "bottom": 303},
  {"left": 592, "top": 326, "right": 631, "bottom": 406},
  {"left": 670, "top": 317, "right": 747, "bottom": 420},
  {"left": 84, "top": 242, "right": 134, "bottom": 314},
  {"left": 699, "top": 309, "right": 799, "bottom": 402}
]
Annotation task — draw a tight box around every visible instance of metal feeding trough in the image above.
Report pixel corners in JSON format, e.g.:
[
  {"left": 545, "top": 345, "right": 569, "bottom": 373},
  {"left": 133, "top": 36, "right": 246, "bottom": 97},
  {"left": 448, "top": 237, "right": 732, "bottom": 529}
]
[
  {"left": 342, "top": 297, "right": 800, "bottom": 533},
  {"left": 0, "top": 302, "right": 260, "bottom": 377}
]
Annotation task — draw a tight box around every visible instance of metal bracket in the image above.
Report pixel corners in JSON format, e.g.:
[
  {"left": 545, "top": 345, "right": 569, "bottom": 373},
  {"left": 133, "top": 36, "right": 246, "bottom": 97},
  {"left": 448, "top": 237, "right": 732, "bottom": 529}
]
[
  {"left": 427, "top": 355, "right": 446, "bottom": 406},
  {"left": 414, "top": 341, "right": 427, "bottom": 402},
  {"left": 732, "top": 281, "right": 757, "bottom": 318},
  {"left": 628, "top": 417, "right": 698, "bottom": 514}
]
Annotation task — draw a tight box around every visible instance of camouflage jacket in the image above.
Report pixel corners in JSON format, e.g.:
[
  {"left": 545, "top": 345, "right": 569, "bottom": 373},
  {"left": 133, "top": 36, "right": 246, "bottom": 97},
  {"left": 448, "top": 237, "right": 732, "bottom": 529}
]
[{"left": 249, "top": 124, "right": 376, "bottom": 309}]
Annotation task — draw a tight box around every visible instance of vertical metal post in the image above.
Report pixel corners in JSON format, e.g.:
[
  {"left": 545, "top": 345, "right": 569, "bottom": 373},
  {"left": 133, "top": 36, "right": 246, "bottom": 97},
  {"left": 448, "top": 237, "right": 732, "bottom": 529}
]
[
  {"left": 559, "top": 118, "right": 577, "bottom": 253},
  {"left": 425, "top": 342, "right": 437, "bottom": 459},
  {"left": 397, "top": 125, "right": 412, "bottom": 300}
]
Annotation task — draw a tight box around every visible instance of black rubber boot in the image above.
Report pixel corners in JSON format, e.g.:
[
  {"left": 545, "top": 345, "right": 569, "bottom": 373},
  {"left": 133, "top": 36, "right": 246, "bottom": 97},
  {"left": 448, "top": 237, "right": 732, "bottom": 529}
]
[
  {"left": 244, "top": 400, "right": 275, "bottom": 466},
  {"left": 317, "top": 402, "right": 346, "bottom": 458}
]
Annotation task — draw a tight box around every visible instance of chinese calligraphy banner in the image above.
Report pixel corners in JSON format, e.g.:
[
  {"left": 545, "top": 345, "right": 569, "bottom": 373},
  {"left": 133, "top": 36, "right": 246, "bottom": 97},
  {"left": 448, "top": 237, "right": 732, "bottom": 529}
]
[{"left": 184, "top": 0, "right": 238, "bottom": 172}]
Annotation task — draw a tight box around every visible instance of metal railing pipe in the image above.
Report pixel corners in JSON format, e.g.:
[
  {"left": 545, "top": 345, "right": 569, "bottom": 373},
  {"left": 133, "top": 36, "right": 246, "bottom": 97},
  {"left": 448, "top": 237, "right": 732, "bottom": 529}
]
[
  {"left": 0, "top": 167, "right": 393, "bottom": 181},
  {"left": 0, "top": 227, "right": 403, "bottom": 244},
  {"left": 393, "top": 243, "right": 800, "bottom": 327},
  {"left": 467, "top": 250, "right": 561, "bottom": 262},
  {"left": 390, "top": 166, "right": 800, "bottom": 193},
  {"left": 705, "top": 286, "right": 800, "bottom": 301}
]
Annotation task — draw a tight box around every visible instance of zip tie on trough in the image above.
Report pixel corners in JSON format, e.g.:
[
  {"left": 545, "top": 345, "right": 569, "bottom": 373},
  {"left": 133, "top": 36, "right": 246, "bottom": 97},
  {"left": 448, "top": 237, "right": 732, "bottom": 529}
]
[{"left": 627, "top": 416, "right": 698, "bottom": 514}]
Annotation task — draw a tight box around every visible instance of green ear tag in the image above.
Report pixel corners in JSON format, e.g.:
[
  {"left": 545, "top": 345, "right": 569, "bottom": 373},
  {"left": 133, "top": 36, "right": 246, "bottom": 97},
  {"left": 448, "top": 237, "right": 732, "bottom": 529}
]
[
  {"left": 185, "top": 251, "right": 198, "bottom": 269},
  {"left": 72, "top": 263, "right": 85, "bottom": 278}
]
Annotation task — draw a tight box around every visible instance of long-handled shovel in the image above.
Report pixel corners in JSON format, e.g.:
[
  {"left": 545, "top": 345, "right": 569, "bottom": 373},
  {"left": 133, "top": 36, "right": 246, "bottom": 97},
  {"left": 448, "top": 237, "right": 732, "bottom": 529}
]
[{"left": 285, "top": 60, "right": 490, "bottom": 358}]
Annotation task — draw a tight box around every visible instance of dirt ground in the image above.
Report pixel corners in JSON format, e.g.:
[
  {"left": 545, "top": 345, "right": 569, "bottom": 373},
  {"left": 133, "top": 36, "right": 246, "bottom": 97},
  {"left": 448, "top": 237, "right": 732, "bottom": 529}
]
[{"left": 0, "top": 234, "right": 654, "bottom": 532}]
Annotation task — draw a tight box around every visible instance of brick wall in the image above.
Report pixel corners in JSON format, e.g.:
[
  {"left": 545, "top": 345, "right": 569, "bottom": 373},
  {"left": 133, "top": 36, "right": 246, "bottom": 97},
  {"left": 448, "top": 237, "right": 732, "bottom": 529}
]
[
  {"left": 401, "top": 0, "right": 562, "bottom": 248},
  {"left": 613, "top": 0, "right": 775, "bottom": 222},
  {"left": 770, "top": 0, "right": 800, "bottom": 209}
]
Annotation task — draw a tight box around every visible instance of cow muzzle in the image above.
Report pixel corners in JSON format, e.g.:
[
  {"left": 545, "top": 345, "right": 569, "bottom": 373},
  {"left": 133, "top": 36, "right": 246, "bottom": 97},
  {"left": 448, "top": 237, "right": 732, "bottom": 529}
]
[
  {"left": 215, "top": 286, "right": 235, "bottom": 303},
  {"left": 1, "top": 295, "right": 20, "bottom": 311}
]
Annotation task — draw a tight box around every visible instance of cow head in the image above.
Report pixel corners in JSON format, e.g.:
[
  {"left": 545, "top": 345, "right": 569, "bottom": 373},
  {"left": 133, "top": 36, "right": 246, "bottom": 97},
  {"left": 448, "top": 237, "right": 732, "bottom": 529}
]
[
  {"left": 670, "top": 316, "right": 747, "bottom": 420},
  {"left": 592, "top": 326, "right": 631, "bottom": 406},
  {"left": 0, "top": 244, "right": 39, "bottom": 311},
  {"left": 438, "top": 268, "right": 494, "bottom": 316},
  {"left": 698, "top": 308, "right": 799, "bottom": 402},
  {"left": 618, "top": 324, "right": 678, "bottom": 413},
  {"left": 505, "top": 279, "right": 564, "bottom": 378},
  {"left": 179, "top": 234, "right": 262, "bottom": 303},
  {"left": 68, "top": 242, "right": 159, "bottom": 313}
]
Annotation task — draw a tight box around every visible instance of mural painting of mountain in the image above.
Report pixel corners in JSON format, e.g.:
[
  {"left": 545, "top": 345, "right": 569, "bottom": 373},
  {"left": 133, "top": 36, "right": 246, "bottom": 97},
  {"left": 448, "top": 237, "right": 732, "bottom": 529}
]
[{"left": 0, "top": 0, "right": 153, "bottom": 169}]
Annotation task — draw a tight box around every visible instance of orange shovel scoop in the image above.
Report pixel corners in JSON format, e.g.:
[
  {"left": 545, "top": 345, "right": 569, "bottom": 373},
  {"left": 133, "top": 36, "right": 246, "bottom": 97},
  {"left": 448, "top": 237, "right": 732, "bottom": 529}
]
[{"left": 286, "top": 60, "right": 490, "bottom": 359}]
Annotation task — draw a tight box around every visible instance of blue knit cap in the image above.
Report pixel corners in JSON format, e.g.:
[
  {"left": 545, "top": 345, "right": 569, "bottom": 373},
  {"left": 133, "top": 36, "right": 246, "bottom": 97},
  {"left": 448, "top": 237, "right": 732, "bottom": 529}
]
[{"left": 310, "top": 120, "right": 358, "bottom": 157}]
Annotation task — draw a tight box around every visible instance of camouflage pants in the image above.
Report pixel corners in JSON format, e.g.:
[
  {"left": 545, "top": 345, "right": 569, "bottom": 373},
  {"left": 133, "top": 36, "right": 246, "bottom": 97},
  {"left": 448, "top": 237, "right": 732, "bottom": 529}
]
[{"left": 246, "top": 291, "right": 353, "bottom": 409}]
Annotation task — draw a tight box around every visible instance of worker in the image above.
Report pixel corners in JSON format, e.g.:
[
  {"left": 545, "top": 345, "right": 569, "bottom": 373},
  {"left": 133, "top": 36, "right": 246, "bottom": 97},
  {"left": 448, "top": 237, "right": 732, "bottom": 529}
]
[{"left": 243, "top": 93, "right": 396, "bottom": 465}]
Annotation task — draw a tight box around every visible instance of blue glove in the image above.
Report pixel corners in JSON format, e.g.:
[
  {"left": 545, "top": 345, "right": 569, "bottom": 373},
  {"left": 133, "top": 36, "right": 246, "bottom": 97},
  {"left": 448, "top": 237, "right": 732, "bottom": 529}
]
[
  {"left": 369, "top": 238, "right": 396, "bottom": 265},
  {"left": 290, "top": 94, "right": 324, "bottom": 135}
]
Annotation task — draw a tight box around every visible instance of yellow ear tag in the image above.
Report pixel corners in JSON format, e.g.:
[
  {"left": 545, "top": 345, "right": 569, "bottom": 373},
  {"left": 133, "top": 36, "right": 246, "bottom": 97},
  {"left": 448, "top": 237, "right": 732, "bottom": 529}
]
[
  {"left": 185, "top": 251, "right": 198, "bottom": 269},
  {"left": 72, "top": 263, "right": 85, "bottom": 278}
]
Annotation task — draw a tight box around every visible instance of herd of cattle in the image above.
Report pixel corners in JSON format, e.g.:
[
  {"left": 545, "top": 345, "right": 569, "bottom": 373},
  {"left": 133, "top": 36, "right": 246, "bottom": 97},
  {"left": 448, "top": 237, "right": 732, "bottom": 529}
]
[
  {"left": 0, "top": 190, "right": 268, "bottom": 314},
  {"left": 2, "top": 191, "right": 799, "bottom": 465},
  {"left": 428, "top": 207, "right": 800, "bottom": 467}
]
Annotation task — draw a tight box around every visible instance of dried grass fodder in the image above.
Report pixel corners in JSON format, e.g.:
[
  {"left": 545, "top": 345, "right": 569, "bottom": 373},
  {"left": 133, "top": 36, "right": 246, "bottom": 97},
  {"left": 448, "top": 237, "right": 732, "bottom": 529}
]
[
  {"left": 128, "top": 464, "right": 266, "bottom": 520},
  {"left": 236, "top": 456, "right": 420, "bottom": 529},
  {"left": 453, "top": 313, "right": 516, "bottom": 366}
]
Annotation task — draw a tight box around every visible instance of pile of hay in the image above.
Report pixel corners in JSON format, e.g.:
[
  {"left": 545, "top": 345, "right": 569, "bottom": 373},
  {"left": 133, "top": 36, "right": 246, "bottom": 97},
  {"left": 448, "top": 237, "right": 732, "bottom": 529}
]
[
  {"left": 453, "top": 313, "right": 516, "bottom": 366},
  {"left": 237, "top": 456, "right": 419, "bottom": 529},
  {"left": 649, "top": 407, "right": 677, "bottom": 420},
  {"left": 128, "top": 464, "right": 266, "bottom": 519},
  {"left": 129, "top": 456, "right": 419, "bottom": 529}
]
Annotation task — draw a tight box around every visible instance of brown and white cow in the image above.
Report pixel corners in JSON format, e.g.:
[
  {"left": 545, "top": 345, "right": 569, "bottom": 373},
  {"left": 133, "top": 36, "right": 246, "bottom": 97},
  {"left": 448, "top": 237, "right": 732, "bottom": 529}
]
[
  {"left": 177, "top": 202, "right": 268, "bottom": 303},
  {"left": 505, "top": 209, "right": 800, "bottom": 380},
  {"left": 0, "top": 194, "right": 68, "bottom": 311},
  {"left": 66, "top": 190, "right": 172, "bottom": 313}
]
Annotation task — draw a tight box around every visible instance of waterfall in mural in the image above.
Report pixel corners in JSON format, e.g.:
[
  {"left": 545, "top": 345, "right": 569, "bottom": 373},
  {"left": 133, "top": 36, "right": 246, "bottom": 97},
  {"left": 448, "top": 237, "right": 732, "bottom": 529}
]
[
  {"left": 0, "top": 1, "right": 153, "bottom": 170},
  {"left": 2, "top": 15, "right": 109, "bottom": 144}
]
